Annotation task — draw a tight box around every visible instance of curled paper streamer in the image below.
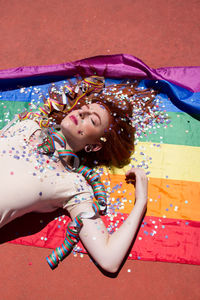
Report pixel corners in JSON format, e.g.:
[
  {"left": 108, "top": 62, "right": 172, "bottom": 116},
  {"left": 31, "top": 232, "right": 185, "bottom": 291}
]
[{"left": 18, "top": 76, "right": 105, "bottom": 128}]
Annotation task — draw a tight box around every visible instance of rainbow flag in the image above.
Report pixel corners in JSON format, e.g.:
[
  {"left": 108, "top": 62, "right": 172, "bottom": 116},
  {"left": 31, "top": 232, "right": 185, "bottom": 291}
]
[{"left": 0, "top": 54, "right": 199, "bottom": 265}]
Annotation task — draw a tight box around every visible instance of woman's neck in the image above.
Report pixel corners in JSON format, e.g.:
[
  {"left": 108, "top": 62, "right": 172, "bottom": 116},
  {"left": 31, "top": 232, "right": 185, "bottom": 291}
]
[
  {"left": 53, "top": 129, "right": 80, "bottom": 169},
  {"left": 52, "top": 129, "right": 75, "bottom": 153}
]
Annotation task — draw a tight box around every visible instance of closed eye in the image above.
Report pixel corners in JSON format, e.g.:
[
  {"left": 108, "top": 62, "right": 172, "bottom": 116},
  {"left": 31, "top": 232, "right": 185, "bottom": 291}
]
[
  {"left": 80, "top": 105, "right": 101, "bottom": 126},
  {"left": 91, "top": 118, "right": 96, "bottom": 126}
]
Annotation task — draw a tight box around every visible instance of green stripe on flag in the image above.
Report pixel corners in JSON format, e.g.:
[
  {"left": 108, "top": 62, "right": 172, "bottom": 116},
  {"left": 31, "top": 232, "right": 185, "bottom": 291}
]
[
  {"left": 0, "top": 101, "right": 31, "bottom": 129},
  {"left": 1, "top": 102, "right": 199, "bottom": 147},
  {"left": 138, "top": 112, "right": 200, "bottom": 147}
]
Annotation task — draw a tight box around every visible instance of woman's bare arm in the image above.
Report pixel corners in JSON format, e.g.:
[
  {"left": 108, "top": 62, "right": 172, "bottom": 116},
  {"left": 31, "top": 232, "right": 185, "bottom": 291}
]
[{"left": 69, "top": 168, "right": 148, "bottom": 273}]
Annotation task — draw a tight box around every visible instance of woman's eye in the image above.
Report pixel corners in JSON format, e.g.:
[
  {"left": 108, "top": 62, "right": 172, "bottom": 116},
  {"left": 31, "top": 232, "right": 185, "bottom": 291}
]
[{"left": 91, "top": 118, "right": 96, "bottom": 126}]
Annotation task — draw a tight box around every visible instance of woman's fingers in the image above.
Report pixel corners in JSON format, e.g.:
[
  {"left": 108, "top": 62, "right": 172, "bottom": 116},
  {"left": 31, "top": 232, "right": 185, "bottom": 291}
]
[
  {"left": 125, "top": 168, "right": 148, "bottom": 204},
  {"left": 125, "top": 168, "right": 146, "bottom": 181}
]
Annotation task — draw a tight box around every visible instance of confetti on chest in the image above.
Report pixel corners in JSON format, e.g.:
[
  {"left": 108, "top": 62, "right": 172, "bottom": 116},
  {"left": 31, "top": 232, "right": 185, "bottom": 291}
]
[{"left": 0, "top": 130, "right": 66, "bottom": 178}]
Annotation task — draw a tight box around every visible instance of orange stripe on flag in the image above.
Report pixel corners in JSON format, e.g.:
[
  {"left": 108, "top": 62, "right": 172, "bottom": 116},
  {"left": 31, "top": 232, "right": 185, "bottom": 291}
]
[{"left": 101, "top": 174, "right": 200, "bottom": 222}]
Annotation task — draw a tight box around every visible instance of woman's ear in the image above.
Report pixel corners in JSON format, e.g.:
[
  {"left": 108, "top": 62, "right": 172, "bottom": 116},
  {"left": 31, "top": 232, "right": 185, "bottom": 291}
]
[{"left": 92, "top": 142, "right": 102, "bottom": 152}]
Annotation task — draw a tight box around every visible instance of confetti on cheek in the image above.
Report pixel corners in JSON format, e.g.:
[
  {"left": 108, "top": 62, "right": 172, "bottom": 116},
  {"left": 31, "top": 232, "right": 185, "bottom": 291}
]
[{"left": 127, "top": 269, "right": 131, "bottom": 273}]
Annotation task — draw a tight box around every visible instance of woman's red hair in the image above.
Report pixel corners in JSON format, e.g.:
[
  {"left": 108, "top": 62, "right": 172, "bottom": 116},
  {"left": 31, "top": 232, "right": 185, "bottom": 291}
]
[{"left": 45, "top": 80, "right": 158, "bottom": 169}]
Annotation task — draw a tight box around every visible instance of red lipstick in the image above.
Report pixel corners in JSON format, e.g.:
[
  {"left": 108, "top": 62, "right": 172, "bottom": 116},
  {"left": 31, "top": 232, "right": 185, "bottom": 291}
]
[{"left": 69, "top": 115, "right": 78, "bottom": 125}]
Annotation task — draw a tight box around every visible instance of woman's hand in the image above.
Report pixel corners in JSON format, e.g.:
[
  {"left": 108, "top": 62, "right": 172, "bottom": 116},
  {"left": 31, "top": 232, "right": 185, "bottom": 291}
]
[{"left": 125, "top": 168, "right": 148, "bottom": 206}]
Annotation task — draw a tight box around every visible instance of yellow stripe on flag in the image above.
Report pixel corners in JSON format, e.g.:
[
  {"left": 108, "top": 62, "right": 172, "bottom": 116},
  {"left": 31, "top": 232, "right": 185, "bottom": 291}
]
[{"left": 106, "top": 142, "right": 200, "bottom": 182}]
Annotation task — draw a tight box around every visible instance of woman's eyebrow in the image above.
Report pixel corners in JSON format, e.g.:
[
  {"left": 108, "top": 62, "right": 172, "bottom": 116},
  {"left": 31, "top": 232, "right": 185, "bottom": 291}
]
[{"left": 87, "top": 104, "right": 101, "bottom": 124}]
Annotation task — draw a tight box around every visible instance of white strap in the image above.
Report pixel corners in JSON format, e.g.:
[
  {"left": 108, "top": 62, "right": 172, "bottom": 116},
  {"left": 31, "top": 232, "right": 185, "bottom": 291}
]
[{"left": 0, "top": 115, "right": 19, "bottom": 136}]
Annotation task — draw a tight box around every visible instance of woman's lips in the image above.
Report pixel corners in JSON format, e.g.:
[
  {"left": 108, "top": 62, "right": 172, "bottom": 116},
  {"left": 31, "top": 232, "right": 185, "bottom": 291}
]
[{"left": 69, "top": 115, "right": 78, "bottom": 125}]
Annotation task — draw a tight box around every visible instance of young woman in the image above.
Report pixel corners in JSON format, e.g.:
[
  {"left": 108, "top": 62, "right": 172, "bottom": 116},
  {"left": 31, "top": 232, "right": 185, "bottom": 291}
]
[{"left": 0, "top": 76, "right": 156, "bottom": 273}]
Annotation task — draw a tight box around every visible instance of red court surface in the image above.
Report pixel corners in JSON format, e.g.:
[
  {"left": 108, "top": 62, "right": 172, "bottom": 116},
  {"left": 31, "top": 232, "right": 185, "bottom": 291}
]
[{"left": 0, "top": 1, "right": 200, "bottom": 299}]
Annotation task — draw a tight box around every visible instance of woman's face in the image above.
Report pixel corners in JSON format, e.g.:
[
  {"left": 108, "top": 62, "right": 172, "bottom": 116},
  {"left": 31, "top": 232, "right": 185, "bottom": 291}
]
[{"left": 61, "top": 103, "right": 110, "bottom": 152}]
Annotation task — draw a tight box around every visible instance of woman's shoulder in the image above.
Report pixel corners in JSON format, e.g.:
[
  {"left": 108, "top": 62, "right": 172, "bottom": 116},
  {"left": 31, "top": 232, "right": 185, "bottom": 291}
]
[
  {"left": 18, "top": 119, "right": 40, "bottom": 131},
  {"left": 56, "top": 169, "right": 94, "bottom": 195},
  {"left": 69, "top": 170, "right": 94, "bottom": 190},
  {"left": 3, "top": 119, "right": 40, "bottom": 139}
]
